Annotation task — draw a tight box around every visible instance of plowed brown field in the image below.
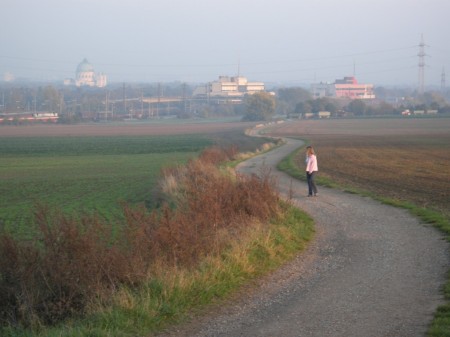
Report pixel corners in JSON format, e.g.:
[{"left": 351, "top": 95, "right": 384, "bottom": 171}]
[{"left": 268, "top": 118, "right": 450, "bottom": 215}]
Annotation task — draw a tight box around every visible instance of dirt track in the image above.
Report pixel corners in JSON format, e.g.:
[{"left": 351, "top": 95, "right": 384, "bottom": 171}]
[{"left": 160, "top": 136, "right": 450, "bottom": 337}]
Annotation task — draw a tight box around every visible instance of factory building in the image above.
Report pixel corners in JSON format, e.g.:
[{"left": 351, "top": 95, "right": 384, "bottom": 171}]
[
  {"left": 312, "top": 76, "right": 375, "bottom": 100},
  {"left": 193, "top": 76, "right": 265, "bottom": 98}
]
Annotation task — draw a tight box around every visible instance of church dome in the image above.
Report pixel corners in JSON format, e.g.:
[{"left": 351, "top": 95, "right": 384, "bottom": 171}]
[{"left": 76, "top": 58, "right": 94, "bottom": 73}]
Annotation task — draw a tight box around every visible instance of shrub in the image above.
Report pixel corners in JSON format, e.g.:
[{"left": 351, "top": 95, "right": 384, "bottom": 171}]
[
  {"left": 0, "top": 206, "right": 144, "bottom": 327},
  {"left": 0, "top": 146, "right": 281, "bottom": 329}
]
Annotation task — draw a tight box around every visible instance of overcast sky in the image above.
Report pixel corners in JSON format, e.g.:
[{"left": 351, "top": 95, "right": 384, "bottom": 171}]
[{"left": 1, "top": 0, "right": 449, "bottom": 87}]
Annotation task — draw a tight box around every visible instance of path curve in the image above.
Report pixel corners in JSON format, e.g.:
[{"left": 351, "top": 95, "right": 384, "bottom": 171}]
[{"left": 160, "top": 137, "right": 449, "bottom": 337}]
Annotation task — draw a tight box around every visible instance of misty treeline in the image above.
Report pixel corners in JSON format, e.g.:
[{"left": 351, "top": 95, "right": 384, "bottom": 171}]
[
  {"left": 277, "top": 87, "right": 450, "bottom": 117},
  {"left": 0, "top": 82, "right": 198, "bottom": 122},
  {"left": 0, "top": 145, "right": 282, "bottom": 328},
  {"left": 1, "top": 82, "right": 449, "bottom": 123}
]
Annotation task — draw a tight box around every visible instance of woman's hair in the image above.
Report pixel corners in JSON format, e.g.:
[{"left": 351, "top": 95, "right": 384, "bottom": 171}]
[{"left": 306, "top": 146, "right": 315, "bottom": 155}]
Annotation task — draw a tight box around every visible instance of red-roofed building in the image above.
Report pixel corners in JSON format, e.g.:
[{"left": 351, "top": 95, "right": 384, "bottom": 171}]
[{"left": 312, "top": 76, "right": 375, "bottom": 100}]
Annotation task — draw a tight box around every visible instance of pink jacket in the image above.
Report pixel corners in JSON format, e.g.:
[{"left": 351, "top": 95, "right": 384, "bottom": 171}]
[{"left": 306, "top": 154, "right": 318, "bottom": 173}]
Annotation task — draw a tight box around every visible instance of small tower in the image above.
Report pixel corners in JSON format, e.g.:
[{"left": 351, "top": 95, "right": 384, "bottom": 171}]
[
  {"left": 441, "top": 67, "right": 446, "bottom": 92},
  {"left": 417, "top": 35, "right": 426, "bottom": 94}
]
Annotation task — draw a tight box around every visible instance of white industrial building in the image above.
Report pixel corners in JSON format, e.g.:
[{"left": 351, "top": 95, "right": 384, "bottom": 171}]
[{"left": 193, "top": 76, "right": 265, "bottom": 98}]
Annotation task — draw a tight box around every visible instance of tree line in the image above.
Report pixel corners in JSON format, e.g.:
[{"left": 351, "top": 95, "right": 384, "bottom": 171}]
[
  {"left": 1, "top": 82, "right": 449, "bottom": 123},
  {"left": 244, "top": 87, "right": 450, "bottom": 121}
]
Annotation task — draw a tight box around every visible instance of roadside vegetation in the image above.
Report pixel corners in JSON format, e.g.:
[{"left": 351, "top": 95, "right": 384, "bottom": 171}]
[
  {"left": 0, "top": 135, "right": 212, "bottom": 237},
  {"left": 275, "top": 128, "right": 450, "bottom": 336},
  {"left": 0, "top": 131, "right": 268, "bottom": 237},
  {"left": 0, "top": 131, "right": 314, "bottom": 336}
]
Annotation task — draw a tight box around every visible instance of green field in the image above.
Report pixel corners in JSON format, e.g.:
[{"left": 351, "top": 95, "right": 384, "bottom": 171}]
[
  {"left": 0, "top": 135, "right": 213, "bottom": 237},
  {"left": 0, "top": 129, "right": 313, "bottom": 337}
]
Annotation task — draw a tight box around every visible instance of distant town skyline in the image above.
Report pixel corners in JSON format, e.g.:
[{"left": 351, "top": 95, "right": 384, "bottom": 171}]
[{"left": 1, "top": 0, "right": 449, "bottom": 88}]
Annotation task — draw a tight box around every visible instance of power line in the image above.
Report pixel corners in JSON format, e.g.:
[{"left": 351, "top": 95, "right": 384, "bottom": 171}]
[{"left": 0, "top": 45, "right": 418, "bottom": 70}]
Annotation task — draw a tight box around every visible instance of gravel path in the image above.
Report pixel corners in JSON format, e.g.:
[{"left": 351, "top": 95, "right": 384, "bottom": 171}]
[{"left": 159, "top": 137, "right": 449, "bottom": 337}]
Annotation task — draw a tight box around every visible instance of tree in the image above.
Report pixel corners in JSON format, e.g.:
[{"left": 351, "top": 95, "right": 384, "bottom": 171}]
[
  {"left": 347, "top": 99, "right": 367, "bottom": 116},
  {"left": 309, "top": 98, "right": 323, "bottom": 113},
  {"left": 242, "top": 92, "right": 276, "bottom": 121},
  {"left": 421, "top": 92, "right": 446, "bottom": 107},
  {"left": 325, "top": 102, "right": 337, "bottom": 114},
  {"left": 36, "top": 85, "right": 63, "bottom": 113},
  {"left": 375, "top": 101, "right": 395, "bottom": 115},
  {"left": 7, "top": 88, "right": 26, "bottom": 112},
  {"left": 295, "top": 101, "right": 312, "bottom": 115},
  {"left": 276, "top": 87, "right": 311, "bottom": 114}
]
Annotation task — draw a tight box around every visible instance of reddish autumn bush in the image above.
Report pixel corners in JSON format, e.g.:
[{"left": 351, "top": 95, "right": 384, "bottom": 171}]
[
  {"left": 198, "top": 145, "right": 238, "bottom": 165},
  {"left": 0, "top": 206, "right": 143, "bottom": 326},
  {"left": 153, "top": 159, "right": 280, "bottom": 266},
  {"left": 0, "top": 147, "right": 280, "bottom": 327}
]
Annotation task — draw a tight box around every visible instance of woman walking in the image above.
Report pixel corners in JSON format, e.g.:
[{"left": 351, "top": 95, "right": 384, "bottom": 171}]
[{"left": 305, "top": 146, "right": 318, "bottom": 197}]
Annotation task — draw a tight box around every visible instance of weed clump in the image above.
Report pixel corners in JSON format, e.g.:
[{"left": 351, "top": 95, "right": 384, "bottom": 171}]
[{"left": 0, "top": 146, "right": 281, "bottom": 329}]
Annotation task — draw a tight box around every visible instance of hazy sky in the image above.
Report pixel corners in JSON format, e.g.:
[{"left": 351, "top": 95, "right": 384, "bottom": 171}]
[{"left": 1, "top": 0, "right": 449, "bottom": 87}]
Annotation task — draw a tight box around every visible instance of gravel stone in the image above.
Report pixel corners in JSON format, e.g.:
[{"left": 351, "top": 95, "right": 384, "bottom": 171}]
[{"left": 157, "top": 137, "right": 449, "bottom": 337}]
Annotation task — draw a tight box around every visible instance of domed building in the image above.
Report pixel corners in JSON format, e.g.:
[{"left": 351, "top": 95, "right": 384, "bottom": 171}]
[{"left": 64, "top": 58, "right": 107, "bottom": 87}]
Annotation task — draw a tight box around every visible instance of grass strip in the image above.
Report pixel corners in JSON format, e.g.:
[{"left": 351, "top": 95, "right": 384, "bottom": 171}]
[
  {"left": 276, "top": 139, "right": 338, "bottom": 189},
  {"left": 2, "top": 204, "right": 313, "bottom": 337},
  {"left": 277, "top": 141, "right": 450, "bottom": 337}
]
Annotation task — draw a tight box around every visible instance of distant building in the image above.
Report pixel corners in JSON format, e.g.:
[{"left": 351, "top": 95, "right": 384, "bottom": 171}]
[
  {"left": 311, "top": 82, "right": 335, "bottom": 98},
  {"left": 3, "top": 72, "right": 15, "bottom": 82},
  {"left": 0, "top": 112, "right": 58, "bottom": 123},
  {"left": 64, "top": 58, "right": 107, "bottom": 87},
  {"left": 312, "top": 76, "right": 375, "bottom": 100},
  {"left": 193, "top": 76, "right": 266, "bottom": 99},
  {"left": 334, "top": 76, "right": 375, "bottom": 99},
  {"left": 300, "top": 111, "right": 331, "bottom": 119},
  {"left": 317, "top": 111, "right": 331, "bottom": 118}
]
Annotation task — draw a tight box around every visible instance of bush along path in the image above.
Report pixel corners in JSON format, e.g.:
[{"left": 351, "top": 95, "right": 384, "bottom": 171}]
[
  {"left": 161, "top": 136, "right": 450, "bottom": 337},
  {"left": 0, "top": 144, "right": 312, "bottom": 336}
]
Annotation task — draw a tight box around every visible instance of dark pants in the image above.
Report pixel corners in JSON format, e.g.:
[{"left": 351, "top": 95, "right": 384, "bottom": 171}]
[{"left": 307, "top": 172, "right": 318, "bottom": 196}]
